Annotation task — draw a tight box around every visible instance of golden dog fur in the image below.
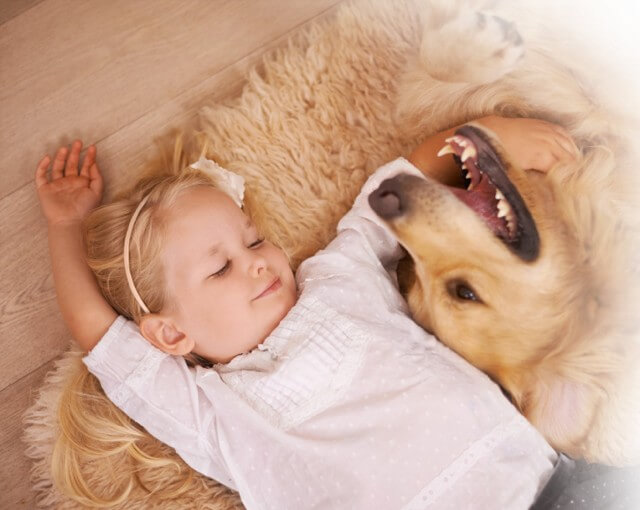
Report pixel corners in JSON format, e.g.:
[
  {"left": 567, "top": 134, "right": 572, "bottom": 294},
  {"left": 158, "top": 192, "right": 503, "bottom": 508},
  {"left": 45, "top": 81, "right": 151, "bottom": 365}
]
[{"left": 386, "top": 0, "right": 640, "bottom": 465}]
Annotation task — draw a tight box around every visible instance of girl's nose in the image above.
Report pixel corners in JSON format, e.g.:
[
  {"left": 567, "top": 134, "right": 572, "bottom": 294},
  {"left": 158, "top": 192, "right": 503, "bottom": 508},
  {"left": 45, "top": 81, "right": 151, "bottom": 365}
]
[{"left": 248, "top": 253, "right": 268, "bottom": 277}]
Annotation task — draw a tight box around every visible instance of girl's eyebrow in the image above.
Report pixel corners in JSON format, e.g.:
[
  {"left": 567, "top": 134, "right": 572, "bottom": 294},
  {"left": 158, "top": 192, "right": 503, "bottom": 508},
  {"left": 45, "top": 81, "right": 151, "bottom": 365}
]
[{"left": 206, "top": 219, "right": 254, "bottom": 257}]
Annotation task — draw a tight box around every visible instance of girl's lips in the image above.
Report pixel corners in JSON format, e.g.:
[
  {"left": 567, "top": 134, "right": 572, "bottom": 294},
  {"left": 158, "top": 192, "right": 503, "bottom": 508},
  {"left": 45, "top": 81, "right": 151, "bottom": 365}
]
[{"left": 255, "top": 278, "right": 281, "bottom": 300}]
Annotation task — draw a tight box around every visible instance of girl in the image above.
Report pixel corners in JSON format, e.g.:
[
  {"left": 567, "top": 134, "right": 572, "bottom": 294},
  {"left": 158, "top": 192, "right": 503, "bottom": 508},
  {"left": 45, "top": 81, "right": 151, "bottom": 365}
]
[{"left": 36, "top": 116, "right": 577, "bottom": 509}]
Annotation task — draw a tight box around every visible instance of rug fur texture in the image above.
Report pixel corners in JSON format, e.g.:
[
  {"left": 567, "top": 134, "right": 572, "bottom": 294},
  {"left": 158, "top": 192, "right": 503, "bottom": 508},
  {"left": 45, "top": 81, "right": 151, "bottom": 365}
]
[{"left": 23, "top": 1, "right": 425, "bottom": 508}]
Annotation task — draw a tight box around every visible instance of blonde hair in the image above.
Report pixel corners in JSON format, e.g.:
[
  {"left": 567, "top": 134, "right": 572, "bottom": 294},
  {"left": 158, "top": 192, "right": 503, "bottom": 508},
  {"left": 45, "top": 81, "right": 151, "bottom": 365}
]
[
  {"left": 87, "top": 172, "right": 208, "bottom": 318},
  {"left": 51, "top": 132, "right": 241, "bottom": 506}
]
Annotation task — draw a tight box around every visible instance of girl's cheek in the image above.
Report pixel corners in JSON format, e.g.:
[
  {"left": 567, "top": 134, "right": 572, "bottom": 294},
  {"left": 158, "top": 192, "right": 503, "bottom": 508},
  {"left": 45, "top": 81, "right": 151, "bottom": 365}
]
[{"left": 274, "top": 245, "right": 290, "bottom": 263}]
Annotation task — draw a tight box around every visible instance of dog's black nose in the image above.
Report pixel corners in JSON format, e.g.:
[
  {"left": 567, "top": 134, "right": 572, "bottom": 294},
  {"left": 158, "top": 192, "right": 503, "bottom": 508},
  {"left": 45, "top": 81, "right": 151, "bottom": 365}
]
[{"left": 368, "top": 177, "right": 405, "bottom": 219}]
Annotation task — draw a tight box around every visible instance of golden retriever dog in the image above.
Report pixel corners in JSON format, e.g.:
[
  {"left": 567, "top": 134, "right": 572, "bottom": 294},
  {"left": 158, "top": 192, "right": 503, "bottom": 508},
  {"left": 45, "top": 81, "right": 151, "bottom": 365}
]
[{"left": 370, "top": 0, "right": 640, "bottom": 466}]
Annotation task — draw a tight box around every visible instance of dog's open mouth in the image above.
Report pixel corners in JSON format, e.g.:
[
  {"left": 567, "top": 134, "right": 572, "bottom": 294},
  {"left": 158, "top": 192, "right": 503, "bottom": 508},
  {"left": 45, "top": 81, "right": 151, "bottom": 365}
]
[{"left": 439, "top": 125, "right": 540, "bottom": 261}]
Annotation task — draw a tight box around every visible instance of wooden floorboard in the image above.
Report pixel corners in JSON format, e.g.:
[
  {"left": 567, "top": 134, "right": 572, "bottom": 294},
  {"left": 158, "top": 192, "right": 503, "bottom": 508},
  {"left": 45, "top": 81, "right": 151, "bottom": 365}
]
[
  {"left": 0, "top": 361, "right": 54, "bottom": 510},
  {"left": 0, "top": 0, "right": 45, "bottom": 26},
  {"left": 0, "top": 0, "right": 340, "bottom": 200}
]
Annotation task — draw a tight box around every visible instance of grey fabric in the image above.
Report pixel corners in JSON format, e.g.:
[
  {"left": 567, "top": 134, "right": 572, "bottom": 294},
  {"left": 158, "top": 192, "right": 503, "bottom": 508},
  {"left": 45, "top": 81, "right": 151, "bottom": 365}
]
[{"left": 530, "top": 454, "right": 640, "bottom": 510}]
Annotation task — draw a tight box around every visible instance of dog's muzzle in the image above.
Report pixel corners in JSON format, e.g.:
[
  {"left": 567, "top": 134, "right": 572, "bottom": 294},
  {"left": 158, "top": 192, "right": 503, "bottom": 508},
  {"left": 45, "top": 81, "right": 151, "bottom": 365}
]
[{"left": 368, "top": 176, "right": 410, "bottom": 219}]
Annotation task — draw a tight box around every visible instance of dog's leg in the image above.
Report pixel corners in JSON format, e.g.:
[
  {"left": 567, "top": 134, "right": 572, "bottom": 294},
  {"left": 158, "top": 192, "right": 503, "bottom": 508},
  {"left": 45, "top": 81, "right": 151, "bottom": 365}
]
[
  {"left": 420, "top": 7, "right": 524, "bottom": 85},
  {"left": 395, "top": 4, "right": 529, "bottom": 140}
]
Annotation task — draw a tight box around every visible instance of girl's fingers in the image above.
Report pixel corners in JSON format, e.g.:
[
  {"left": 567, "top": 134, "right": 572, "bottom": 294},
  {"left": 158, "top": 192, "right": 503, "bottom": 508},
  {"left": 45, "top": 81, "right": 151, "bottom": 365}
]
[
  {"left": 35, "top": 155, "right": 51, "bottom": 188},
  {"left": 545, "top": 128, "right": 576, "bottom": 160},
  {"left": 552, "top": 136, "right": 573, "bottom": 161},
  {"left": 559, "top": 134, "right": 579, "bottom": 158},
  {"left": 51, "top": 146, "right": 68, "bottom": 180},
  {"left": 65, "top": 140, "right": 82, "bottom": 177},
  {"left": 535, "top": 145, "right": 555, "bottom": 172},
  {"left": 79, "top": 144, "right": 96, "bottom": 178},
  {"left": 88, "top": 162, "right": 104, "bottom": 197},
  {"left": 548, "top": 125, "right": 578, "bottom": 158},
  {"left": 528, "top": 134, "right": 559, "bottom": 172}
]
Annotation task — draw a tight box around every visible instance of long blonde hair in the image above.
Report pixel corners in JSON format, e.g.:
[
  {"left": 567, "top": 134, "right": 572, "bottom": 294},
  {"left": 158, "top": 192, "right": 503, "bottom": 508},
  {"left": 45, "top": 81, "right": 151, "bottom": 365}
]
[{"left": 51, "top": 132, "right": 242, "bottom": 507}]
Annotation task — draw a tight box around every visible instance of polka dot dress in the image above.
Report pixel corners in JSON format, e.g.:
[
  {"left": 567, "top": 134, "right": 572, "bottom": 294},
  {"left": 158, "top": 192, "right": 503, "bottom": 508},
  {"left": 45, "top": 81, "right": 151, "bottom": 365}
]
[{"left": 530, "top": 454, "right": 640, "bottom": 510}]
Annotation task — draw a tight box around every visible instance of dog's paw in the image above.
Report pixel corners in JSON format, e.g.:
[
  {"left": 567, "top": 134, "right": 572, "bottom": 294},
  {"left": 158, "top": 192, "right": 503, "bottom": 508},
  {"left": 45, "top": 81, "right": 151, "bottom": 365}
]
[{"left": 420, "top": 11, "right": 524, "bottom": 84}]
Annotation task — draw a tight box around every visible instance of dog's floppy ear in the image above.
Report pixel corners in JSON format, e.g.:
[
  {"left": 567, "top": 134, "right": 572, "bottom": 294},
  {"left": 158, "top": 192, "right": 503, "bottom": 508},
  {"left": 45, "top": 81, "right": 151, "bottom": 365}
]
[{"left": 523, "top": 374, "right": 600, "bottom": 457}]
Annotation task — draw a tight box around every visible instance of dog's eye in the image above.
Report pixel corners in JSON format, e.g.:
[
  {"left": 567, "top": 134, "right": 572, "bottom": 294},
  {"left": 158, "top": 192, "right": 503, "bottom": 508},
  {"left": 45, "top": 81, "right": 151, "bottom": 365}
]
[
  {"left": 457, "top": 285, "right": 477, "bottom": 301},
  {"left": 447, "top": 280, "right": 481, "bottom": 303}
]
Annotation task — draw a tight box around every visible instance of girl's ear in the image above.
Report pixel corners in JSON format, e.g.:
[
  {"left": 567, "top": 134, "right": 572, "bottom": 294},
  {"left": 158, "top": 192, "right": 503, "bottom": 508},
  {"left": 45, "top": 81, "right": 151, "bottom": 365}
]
[{"left": 139, "top": 314, "right": 194, "bottom": 356}]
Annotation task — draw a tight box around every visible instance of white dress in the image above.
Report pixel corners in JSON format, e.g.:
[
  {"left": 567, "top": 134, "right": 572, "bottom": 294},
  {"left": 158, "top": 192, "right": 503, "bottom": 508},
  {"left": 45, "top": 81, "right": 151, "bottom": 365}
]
[{"left": 84, "top": 158, "right": 557, "bottom": 510}]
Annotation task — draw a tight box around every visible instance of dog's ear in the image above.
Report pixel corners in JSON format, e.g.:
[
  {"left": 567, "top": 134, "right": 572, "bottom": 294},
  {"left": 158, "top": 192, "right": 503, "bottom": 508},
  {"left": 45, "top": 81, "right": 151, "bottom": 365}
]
[{"left": 523, "top": 374, "right": 600, "bottom": 457}]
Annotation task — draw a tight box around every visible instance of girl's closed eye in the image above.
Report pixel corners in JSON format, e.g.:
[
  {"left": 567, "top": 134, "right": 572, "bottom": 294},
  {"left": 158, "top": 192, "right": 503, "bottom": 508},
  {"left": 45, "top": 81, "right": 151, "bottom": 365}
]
[
  {"left": 208, "top": 239, "right": 264, "bottom": 279},
  {"left": 210, "top": 261, "right": 230, "bottom": 279}
]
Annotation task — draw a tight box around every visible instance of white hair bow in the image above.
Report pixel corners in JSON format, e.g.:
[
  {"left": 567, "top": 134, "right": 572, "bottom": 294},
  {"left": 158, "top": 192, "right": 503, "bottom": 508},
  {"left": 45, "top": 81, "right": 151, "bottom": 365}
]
[{"left": 189, "top": 157, "right": 245, "bottom": 208}]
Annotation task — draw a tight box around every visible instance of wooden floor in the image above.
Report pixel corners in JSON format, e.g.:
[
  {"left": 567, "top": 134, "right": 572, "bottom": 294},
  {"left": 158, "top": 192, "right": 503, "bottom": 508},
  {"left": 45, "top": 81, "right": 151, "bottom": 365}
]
[{"left": 0, "top": 1, "right": 342, "bottom": 507}]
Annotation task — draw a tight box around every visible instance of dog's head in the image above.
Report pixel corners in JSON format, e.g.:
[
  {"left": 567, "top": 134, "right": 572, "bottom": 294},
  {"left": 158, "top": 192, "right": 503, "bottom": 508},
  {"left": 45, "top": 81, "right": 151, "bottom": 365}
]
[
  {"left": 369, "top": 123, "right": 640, "bottom": 455},
  {"left": 369, "top": 124, "right": 565, "bottom": 369}
]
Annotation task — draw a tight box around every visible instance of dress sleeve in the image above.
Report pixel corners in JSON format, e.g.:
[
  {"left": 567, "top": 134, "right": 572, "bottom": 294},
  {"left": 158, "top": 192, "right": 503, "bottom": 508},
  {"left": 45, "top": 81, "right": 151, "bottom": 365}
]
[
  {"left": 82, "top": 316, "right": 236, "bottom": 489},
  {"left": 297, "top": 157, "right": 425, "bottom": 283}
]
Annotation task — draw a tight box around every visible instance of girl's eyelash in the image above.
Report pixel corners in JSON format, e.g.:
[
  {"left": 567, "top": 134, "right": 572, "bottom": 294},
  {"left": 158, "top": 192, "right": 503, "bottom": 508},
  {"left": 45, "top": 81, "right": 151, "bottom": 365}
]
[
  {"left": 208, "top": 239, "right": 263, "bottom": 279},
  {"left": 211, "top": 262, "right": 230, "bottom": 278}
]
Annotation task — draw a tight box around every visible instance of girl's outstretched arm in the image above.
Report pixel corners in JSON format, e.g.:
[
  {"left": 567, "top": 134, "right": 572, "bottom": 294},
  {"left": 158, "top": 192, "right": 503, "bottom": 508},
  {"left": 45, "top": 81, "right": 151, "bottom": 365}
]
[
  {"left": 35, "top": 140, "right": 117, "bottom": 351},
  {"left": 408, "top": 115, "right": 579, "bottom": 184}
]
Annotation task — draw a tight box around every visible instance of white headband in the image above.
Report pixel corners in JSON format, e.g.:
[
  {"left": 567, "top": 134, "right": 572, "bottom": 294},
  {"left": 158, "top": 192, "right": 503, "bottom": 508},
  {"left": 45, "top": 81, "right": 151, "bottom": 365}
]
[{"left": 123, "top": 158, "right": 245, "bottom": 314}]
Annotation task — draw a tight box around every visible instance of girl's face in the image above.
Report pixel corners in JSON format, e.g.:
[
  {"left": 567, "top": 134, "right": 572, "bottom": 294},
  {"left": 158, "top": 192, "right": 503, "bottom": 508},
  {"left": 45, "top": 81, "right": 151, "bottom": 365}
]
[{"left": 159, "top": 186, "right": 297, "bottom": 363}]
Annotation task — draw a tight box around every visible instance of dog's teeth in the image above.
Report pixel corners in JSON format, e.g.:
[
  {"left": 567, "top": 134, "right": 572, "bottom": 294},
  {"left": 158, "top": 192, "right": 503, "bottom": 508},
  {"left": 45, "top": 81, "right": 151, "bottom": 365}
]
[
  {"left": 465, "top": 173, "right": 475, "bottom": 191},
  {"left": 445, "top": 135, "right": 467, "bottom": 146},
  {"left": 495, "top": 189, "right": 513, "bottom": 221},
  {"left": 497, "top": 200, "right": 508, "bottom": 218},
  {"left": 462, "top": 165, "right": 473, "bottom": 188},
  {"left": 437, "top": 144, "right": 456, "bottom": 157},
  {"left": 461, "top": 145, "right": 477, "bottom": 162}
]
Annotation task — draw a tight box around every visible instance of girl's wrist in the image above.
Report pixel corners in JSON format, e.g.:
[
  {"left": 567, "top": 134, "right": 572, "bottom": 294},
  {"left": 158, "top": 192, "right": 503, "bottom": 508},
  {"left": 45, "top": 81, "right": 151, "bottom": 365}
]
[{"left": 47, "top": 218, "right": 84, "bottom": 232}]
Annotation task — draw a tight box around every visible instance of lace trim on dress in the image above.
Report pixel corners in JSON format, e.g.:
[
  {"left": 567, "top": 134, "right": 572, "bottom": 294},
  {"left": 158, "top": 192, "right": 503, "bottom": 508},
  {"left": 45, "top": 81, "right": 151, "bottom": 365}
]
[
  {"left": 111, "top": 347, "right": 167, "bottom": 407},
  {"left": 218, "top": 296, "right": 370, "bottom": 430},
  {"left": 402, "top": 414, "right": 531, "bottom": 510}
]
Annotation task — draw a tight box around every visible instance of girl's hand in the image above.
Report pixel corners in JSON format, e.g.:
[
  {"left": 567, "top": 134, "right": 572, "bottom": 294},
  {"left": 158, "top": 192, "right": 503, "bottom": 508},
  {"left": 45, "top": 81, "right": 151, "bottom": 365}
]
[
  {"left": 35, "top": 140, "right": 104, "bottom": 227},
  {"left": 477, "top": 116, "right": 579, "bottom": 172}
]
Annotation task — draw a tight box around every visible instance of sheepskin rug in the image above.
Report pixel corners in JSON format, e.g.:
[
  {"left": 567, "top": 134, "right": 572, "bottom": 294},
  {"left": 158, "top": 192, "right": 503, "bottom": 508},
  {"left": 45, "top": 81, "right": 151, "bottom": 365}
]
[{"left": 23, "top": 1, "right": 426, "bottom": 507}]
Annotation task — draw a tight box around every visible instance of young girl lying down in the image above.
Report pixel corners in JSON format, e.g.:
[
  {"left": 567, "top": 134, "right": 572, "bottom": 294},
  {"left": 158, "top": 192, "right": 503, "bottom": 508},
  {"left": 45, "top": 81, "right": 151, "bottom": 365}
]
[{"left": 36, "top": 116, "right": 577, "bottom": 509}]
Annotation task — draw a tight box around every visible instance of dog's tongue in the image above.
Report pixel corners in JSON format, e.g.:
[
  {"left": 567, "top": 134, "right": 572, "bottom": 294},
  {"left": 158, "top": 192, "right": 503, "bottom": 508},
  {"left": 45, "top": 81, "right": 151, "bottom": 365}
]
[{"left": 449, "top": 176, "right": 508, "bottom": 236}]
